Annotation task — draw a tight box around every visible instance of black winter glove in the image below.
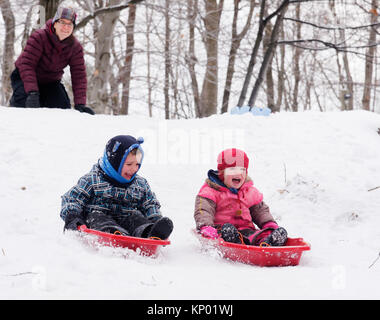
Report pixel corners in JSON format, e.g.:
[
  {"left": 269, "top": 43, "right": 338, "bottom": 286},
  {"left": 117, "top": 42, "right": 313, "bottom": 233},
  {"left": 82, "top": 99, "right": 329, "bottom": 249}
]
[
  {"left": 74, "top": 104, "right": 95, "bottom": 115},
  {"left": 25, "top": 91, "right": 40, "bottom": 108},
  {"left": 64, "top": 212, "right": 86, "bottom": 232}
]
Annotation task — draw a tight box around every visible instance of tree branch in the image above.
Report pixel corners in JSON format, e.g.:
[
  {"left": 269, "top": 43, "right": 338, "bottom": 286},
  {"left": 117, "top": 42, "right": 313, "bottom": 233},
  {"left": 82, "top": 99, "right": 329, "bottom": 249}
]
[
  {"left": 284, "top": 17, "right": 380, "bottom": 31},
  {"left": 277, "top": 38, "right": 380, "bottom": 52},
  {"left": 75, "top": 0, "right": 144, "bottom": 30}
]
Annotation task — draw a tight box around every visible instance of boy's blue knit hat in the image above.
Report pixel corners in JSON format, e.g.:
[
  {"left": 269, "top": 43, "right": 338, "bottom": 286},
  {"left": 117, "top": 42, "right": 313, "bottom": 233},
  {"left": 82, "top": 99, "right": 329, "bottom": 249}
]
[{"left": 99, "top": 135, "right": 144, "bottom": 184}]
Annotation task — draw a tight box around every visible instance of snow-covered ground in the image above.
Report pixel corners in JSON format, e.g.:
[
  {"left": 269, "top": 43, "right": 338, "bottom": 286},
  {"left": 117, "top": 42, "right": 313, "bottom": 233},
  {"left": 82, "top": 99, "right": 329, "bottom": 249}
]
[{"left": 1, "top": 106, "right": 380, "bottom": 300}]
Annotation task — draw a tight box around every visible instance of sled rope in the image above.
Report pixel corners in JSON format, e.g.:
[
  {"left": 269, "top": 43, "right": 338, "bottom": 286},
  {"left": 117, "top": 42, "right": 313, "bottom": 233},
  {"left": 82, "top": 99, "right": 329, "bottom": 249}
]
[
  {"left": 149, "top": 236, "right": 163, "bottom": 241},
  {"left": 259, "top": 242, "right": 270, "bottom": 247},
  {"left": 238, "top": 231, "right": 244, "bottom": 244}
]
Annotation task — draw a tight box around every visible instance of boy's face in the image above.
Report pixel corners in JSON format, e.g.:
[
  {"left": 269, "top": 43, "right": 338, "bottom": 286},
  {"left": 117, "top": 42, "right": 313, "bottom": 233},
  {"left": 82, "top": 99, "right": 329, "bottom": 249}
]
[
  {"left": 223, "top": 167, "right": 247, "bottom": 189},
  {"left": 120, "top": 152, "right": 141, "bottom": 180}
]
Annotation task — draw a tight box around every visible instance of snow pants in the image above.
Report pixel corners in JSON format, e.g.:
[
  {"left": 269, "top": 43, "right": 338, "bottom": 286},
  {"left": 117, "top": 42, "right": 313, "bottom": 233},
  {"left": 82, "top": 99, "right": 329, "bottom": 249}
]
[
  {"left": 9, "top": 68, "right": 71, "bottom": 109},
  {"left": 85, "top": 210, "right": 173, "bottom": 239}
]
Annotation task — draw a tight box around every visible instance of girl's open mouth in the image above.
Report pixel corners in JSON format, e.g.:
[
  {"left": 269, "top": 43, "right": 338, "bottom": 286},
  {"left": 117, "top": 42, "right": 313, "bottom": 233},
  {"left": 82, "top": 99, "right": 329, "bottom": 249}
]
[{"left": 232, "top": 178, "right": 241, "bottom": 184}]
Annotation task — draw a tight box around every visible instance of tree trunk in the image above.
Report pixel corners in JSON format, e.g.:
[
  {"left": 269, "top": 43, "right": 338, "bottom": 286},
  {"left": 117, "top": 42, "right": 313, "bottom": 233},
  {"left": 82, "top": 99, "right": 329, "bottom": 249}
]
[
  {"left": 248, "top": 1, "right": 289, "bottom": 108},
  {"left": 199, "top": 0, "right": 224, "bottom": 117},
  {"left": 186, "top": 0, "right": 202, "bottom": 117},
  {"left": 120, "top": 3, "right": 136, "bottom": 115},
  {"left": 263, "top": 16, "right": 275, "bottom": 111},
  {"left": 237, "top": 0, "right": 266, "bottom": 107},
  {"left": 275, "top": 23, "right": 285, "bottom": 112},
  {"left": 164, "top": 0, "right": 171, "bottom": 119},
  {"left": 362, "top": 0, "right": 377, "bottom": 111},
  {"left": 0, "top": 0, "right": 15, "bottom": 106},
  {"left": 88, "top": 0, "right": 122, "bottom": 114},
  {"left": 145, "top": 3, "right": 153, "bottom": 117},
  {"left": 291, "top": 2, "right": 301, "bottom": 112},
  {"left": 220, "top": 0, "right": 254, "bottom": 113},
  {"left": 330, "top": 1, "right": 353, "bottom": 111},
  {"left": 342, "top": 51, "right": 353, "bottom": 110},
  {"left": 39, "top": 0, "right": 60, "bottom": 21}
]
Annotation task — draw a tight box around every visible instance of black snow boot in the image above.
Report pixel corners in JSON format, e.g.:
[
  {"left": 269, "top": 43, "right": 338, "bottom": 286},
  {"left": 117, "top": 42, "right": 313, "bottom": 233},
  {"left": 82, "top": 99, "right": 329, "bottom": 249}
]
[
  {"left": 148, "top": 217, "right": 173, "bottom": 240},
  {"left": 266, "top": 227, "right": 288, "bottom": 246},
  {"left": 132, "top": 217, "right": 173, "bottom": 239},
  {"left": 132, "top": 223, "right": 155, "bottom": 238},
  {"left": 220, "top": 223, "right": 241, "bottom": 244}
]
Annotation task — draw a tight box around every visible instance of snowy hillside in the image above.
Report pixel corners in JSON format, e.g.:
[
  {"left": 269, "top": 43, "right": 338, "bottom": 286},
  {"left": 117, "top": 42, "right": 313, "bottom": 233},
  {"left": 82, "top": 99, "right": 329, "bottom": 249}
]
[{"left": 1, "top": 106, "right": 380, "bottom": 300}]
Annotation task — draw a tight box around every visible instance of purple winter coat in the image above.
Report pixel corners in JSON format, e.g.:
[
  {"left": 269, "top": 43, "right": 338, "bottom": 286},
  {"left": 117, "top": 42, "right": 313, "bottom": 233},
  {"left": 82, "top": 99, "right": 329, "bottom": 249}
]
[{"left": 15, "top": 19, "right": 87, "bottom": 105}]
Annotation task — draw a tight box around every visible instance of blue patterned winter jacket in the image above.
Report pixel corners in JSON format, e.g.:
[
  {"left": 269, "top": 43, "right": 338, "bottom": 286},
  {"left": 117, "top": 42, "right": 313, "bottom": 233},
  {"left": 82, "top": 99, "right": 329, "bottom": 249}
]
[{"left": 60, "top": 164, "right": 161, "bottom": 221}]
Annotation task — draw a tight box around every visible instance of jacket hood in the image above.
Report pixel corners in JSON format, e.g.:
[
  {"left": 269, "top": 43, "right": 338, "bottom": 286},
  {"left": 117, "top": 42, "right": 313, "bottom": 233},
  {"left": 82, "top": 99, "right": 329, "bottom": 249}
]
[{"left": 99, "top": 135, "right": 144, "bottom": 185}]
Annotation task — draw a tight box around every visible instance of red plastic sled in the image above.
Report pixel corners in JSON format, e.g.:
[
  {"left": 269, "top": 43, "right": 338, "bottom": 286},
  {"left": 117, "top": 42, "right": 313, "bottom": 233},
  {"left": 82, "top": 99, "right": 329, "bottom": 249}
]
[
  {"left": 78, "top": 225, "right": 170, "bottom": 257},
  {"left": 194, "top": 229, "right": 310, "bottom": 267}
]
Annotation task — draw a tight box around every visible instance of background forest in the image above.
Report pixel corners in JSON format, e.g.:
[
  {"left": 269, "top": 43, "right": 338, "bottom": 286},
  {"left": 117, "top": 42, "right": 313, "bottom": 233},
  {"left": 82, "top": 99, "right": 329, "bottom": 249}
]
[{"left": 0, "top": 0, "right": 379, "bottom": 118}]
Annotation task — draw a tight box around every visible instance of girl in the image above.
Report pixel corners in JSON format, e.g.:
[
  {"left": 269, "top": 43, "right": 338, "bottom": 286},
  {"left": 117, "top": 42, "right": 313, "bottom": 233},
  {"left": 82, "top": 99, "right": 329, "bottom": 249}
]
[{"left": 194, "top": 148, "right": 287, "bottom": 246}]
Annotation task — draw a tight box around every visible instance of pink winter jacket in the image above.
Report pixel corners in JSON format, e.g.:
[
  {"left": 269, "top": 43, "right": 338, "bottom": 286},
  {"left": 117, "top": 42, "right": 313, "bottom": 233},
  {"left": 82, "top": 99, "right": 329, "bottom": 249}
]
[{"left": 194, "top": 176, "right": 275, "bottom": 230}]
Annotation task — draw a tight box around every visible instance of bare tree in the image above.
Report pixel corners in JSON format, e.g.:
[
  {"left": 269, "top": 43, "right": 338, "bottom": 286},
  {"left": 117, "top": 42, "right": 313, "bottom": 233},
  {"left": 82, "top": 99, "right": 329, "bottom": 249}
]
[
  {"left": 291, "top": 2, "right": 301, "bottom": 112},
  {"left": 163, "top": 0, "right": 171, "bottom": 119},
  {"left": 144, "top": 2, "right": 153, "bottom": 117},
  {"left": 247, "top": 0, "right": 289, "bottom": 108},
  {"left": 237, "top": 0, "right": 266, "bottom": 107},
  {"left": 362, "top": 0, "right": 378, "bottom": 111},
  {"left": 39, "top": 0, "right": 60, "bottom": 20},
  {"left": 120, "top": 3, "right": 136, "bottom": 115},
  {"left": 330, "top": 1, "right": 353, "bottom": 111},
  {"left": 275, "top": 21, "right": 285, "bottom": 112},
  {"left": 220, "top": 0, "right": 254, "bottom": 113},
  {"left": 186, "top": 0, "right": 202, "bottom": 117},
  {"left": 199, "top": 0, "right": 224, "bottom": 117},
  {"left": 0, "top": 0, "right": 15, "bottom": 106},
  {"left": 263, "top": 8, "right": 275, "bottom": 111},
  {"left": 87, "top": 0, "right": 123, "bottom": 113}
]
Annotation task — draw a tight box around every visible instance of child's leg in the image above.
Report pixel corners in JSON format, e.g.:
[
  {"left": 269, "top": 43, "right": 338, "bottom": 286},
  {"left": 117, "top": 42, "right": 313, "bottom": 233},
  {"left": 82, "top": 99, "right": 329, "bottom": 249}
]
[
  {"left": 116, "top": 211, "right": 152, "bottom": 237},
  {"left": 116, "top": 211, "right": 173, "bottom": 239},
  {"left": 86, "top": 210, "right": 129, "bottom": 235},
  {"left": 239, "top": 228, "right": 257, "bottom": 245},
  {"left": 242, "top": 227, "right": 287, "bottom": 246}
]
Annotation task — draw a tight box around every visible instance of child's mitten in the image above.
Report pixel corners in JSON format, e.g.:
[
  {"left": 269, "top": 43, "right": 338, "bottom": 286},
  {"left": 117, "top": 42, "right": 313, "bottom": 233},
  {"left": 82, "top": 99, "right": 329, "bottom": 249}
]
[
  {"left": 64, "top": 212, "right": 86, "bottom": 231},
  {"left": 261, "top": 221, "right": 279, "bottom": 230},
  {"left": 200, "top": 226, "right": 218, "bottom": 239}
]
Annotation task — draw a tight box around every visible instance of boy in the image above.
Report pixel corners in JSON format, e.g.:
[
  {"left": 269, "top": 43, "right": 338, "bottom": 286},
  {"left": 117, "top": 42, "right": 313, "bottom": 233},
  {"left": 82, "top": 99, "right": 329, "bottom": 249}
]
[{"left": 60, "top": 135, "right": 173, "bottom": 240}]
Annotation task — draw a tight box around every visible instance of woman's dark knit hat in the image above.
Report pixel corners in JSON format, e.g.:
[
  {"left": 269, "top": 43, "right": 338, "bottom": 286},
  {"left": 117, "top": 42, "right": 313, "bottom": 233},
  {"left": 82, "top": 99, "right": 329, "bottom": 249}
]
[{"left": 52, "top": 6, "right": 77, "bottom": 26}]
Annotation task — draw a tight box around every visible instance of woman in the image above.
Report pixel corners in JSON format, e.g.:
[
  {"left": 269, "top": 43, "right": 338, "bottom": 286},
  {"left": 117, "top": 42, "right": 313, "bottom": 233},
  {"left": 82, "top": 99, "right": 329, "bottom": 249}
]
[{"left": 9, "top": 6, "right": 94, "bottom": 114}]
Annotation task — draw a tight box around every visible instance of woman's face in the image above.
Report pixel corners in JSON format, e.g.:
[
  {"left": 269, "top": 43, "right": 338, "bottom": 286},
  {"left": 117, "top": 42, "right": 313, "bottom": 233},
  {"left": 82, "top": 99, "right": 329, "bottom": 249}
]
[{"left": 55, "top": 18, "right": 74, "bottom": 41}]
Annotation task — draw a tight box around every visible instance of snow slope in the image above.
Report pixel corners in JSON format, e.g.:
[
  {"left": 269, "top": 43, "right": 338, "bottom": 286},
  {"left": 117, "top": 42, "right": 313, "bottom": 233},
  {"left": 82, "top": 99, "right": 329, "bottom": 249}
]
[{"left": 1, "top": 106, "right": 380, "bottom": 300}]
